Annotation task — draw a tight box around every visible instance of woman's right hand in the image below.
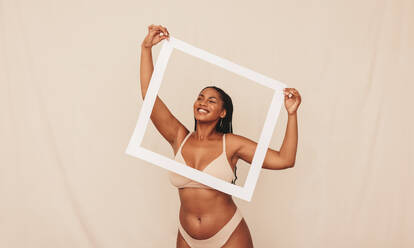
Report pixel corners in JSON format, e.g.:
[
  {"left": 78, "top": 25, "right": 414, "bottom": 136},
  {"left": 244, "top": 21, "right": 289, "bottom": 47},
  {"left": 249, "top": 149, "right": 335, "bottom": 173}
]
[{"left": 141, "top": 24, "right": 170, "bottom": 49}]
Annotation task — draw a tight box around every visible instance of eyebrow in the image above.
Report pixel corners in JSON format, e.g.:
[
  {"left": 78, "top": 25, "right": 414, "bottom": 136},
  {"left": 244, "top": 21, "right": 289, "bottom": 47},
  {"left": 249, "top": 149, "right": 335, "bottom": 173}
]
[{"left": 199, "top": 93, "right": 217, "bottom": 100}]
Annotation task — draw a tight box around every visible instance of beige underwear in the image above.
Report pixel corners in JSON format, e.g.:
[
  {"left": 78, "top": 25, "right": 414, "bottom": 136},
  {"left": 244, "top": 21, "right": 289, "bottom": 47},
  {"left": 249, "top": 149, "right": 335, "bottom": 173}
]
[{"left": 177, "top": 207, "right": 243, "bottom": 248}]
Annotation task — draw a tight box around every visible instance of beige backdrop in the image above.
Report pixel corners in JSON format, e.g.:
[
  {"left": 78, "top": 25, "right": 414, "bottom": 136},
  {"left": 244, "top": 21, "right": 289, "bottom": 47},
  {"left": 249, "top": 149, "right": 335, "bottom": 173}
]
[{"left": 1, "top": 0, "right": 413, "bottom": 247}]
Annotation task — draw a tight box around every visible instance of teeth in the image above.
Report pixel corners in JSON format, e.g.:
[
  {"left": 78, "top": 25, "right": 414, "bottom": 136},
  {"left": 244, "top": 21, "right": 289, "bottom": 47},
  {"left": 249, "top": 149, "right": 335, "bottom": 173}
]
[{"left": 198, "top": 109, "right": 208, "bottom": 113}]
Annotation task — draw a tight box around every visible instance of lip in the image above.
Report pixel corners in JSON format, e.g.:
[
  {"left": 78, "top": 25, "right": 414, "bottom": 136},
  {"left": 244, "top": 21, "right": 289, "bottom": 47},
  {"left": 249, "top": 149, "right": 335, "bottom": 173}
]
[{"left": 197, "top": 107, "right": 209, "bottom": 114}]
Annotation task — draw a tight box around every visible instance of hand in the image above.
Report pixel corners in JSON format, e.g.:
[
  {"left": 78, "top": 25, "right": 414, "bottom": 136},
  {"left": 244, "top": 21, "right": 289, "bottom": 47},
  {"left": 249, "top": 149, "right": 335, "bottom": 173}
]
[
  {"left": 141, "top": 24, "right": 170, "bottom": 49},
  {"left": 283, "top": 88, "right": 301, "bottom": 115}
]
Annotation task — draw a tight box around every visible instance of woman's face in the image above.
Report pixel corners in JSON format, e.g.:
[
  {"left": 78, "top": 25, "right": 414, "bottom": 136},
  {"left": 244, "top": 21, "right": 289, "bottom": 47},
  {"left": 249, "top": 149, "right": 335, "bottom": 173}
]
[{"left": 193, "top": 88, "right": 226, "bottom": 122}]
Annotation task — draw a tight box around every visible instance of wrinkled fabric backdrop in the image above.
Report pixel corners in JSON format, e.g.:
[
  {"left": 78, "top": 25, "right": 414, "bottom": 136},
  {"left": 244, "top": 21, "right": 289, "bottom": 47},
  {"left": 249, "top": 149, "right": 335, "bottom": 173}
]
[{"left": 1, "top": 0, "right": 413, "bottom": 247}]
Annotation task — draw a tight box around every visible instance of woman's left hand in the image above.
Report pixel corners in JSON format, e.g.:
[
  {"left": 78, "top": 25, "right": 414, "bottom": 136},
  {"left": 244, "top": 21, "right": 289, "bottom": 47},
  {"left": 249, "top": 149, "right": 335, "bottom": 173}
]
[{"left": 283, "top": 88, "right": 302, "bottom": 115}]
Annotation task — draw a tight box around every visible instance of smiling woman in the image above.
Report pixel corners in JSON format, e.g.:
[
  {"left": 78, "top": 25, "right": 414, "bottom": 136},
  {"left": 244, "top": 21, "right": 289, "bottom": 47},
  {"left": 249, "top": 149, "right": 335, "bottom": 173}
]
[
  {"left": 140, "top": 24, "right": 300, "bottom": 248},
  {"left": 169, "top": 87, "right": 238, "bottom": 189},
  {"left": 167, "top": 86, "right": 250, "bottom": 248},
  {"left": 194, "top": 86, "right": 234, "bottom": 135}
]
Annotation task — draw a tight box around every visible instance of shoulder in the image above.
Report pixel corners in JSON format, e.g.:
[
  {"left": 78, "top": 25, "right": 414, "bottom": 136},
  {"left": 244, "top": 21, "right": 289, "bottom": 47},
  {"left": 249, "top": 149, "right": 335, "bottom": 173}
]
[
  {"left": 224, "top": 133, "right": 252, "bottom": 152},
  {"left": 225, "top": 133, "right": 250, "bottom": 143},
  {"left": 226, "top": 133, "right": 259, "bottom": 158}
]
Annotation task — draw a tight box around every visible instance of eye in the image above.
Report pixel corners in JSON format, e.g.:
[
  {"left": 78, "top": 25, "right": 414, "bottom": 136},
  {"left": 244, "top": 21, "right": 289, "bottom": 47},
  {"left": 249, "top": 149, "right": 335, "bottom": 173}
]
[{"left": 209, "top": 100, "right": 216, "bottom": 103}]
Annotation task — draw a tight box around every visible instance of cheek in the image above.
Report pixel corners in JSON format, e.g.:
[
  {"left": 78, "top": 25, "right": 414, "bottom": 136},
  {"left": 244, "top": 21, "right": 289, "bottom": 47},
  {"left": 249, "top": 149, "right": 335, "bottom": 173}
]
[{"left": 211, "top": 107, "right": 221, "bottom": 115}]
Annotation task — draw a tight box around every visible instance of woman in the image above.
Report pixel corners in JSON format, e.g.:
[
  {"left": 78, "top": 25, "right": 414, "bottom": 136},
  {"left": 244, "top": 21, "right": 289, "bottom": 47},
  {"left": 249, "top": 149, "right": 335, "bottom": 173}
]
[{"left": 140, "top": 24, "right": 301, "bottom": 248}]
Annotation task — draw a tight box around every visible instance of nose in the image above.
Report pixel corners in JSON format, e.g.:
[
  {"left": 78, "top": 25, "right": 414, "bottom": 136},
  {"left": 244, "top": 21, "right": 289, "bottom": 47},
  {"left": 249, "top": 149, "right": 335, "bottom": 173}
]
[{"left": 199, "top": 99, "right": 208, "bottom": 106}]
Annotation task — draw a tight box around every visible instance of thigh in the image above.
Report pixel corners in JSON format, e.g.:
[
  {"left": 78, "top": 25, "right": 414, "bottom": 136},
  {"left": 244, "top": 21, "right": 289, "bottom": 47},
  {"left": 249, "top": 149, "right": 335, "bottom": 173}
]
[
  {"left": 176, "top": 229, "right": 191, "bottom": 248},
  {"left": 222, "top": 218, "right": 254, "bottom": 248}
]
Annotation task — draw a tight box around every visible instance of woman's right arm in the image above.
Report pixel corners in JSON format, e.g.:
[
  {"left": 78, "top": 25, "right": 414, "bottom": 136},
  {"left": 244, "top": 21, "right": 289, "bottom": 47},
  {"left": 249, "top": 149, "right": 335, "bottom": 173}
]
[{"left": 140, "top": 25, "right": 189, "bottom": 149}]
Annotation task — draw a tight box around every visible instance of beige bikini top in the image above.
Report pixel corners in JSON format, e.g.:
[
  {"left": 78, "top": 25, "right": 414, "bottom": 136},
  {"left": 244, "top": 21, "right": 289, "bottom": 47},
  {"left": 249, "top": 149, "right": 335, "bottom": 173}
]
[{"left": 169, "top": 131, "right": 237, "bottom": 189}]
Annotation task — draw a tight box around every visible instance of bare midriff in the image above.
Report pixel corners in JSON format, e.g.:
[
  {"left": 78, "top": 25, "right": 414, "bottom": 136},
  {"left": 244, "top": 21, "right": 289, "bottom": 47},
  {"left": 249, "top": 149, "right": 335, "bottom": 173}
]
[{"left": 178, "top": 187, "right": 238, "bottom": 239}]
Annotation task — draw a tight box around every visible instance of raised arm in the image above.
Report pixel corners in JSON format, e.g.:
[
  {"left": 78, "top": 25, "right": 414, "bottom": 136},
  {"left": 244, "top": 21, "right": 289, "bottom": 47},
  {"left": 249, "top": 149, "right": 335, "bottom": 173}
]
[
  {"left": 140, "top": 25, "right": 188, "bottom": 149},
  {"left": 232, "top": 88, "right": 301, "bottom": 170}
]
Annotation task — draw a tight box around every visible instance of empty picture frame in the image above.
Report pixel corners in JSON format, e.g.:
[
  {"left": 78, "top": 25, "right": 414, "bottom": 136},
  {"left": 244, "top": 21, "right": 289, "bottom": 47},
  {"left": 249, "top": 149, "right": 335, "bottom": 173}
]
[{"left": 125, "top": 36, "right": 286, "bottom": 201}]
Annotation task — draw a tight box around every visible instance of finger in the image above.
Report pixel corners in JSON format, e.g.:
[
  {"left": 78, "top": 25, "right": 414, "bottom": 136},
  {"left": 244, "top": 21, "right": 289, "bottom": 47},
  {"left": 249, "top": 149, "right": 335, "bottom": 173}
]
[
  {"left": 149, "top": 28, "right": 161, "bottom": 36},
  {"left": 284, "top": 90, "right": 292, "bottom": 97},
  {"left": 152, "top": 29, "right": 167, "bottom": 40},
  {"left": 160, "top": 25, "right": 170, "bottom": 36},
  {"left": 149, "top": 25, "right": 162, "bottom": 33},
  {"left": 153, "top": 33, "right": 168, "bottom": 44},
  {"left": 149, "top": 25, "right": 163, "bottom": 34},
  {"left": 156, "top": 25, "right": 169, "bottom": 37},
  {"left": 157, "top": 32, "right": 169, "bottom": 41},
  {"left": 293, "top": 90, "right": 300, "bottom": 97},
  {"left": 284, "top": 88, "right": 297, "bottom": 98},
  {"left": 289, "top": 89, "right": 298, "bottom": 96},
  {"left": 285, "top": 88, "right": 294, "bottom": 95}
]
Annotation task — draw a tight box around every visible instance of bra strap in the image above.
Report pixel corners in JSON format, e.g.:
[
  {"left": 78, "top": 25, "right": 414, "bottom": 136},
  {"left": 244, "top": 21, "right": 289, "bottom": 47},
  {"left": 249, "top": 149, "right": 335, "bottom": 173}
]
[
  {"left": 223, "top": 133, "right": 226, "bottom": 153},
  {"left": 178, "top": 131, "right": 192, "bottom": 153},
  {"left": 223, "top": 132, "right": 238, "bottom": 184}
]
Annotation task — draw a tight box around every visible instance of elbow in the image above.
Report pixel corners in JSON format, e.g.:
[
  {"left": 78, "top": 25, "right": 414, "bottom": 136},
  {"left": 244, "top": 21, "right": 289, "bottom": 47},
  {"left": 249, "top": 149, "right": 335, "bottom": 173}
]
[{"left": 285, "top": 160, "right": 295, "bottom": 169}]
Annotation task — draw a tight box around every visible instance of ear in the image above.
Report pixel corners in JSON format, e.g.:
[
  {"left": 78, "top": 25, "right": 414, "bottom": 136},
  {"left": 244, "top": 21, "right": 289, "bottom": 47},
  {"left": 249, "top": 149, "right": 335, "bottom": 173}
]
[{"left": 220, "top": 109, "right": 226, "bottom": 119}]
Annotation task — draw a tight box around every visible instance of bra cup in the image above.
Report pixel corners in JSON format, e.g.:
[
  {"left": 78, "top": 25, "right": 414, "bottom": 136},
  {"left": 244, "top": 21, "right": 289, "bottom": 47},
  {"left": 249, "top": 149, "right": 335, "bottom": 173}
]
[
  {"left": 203, "top": 154, "right": 235, "bottom": 181},
  {"left": 169, "top": 132, "right": 237, "bottom": 188}
]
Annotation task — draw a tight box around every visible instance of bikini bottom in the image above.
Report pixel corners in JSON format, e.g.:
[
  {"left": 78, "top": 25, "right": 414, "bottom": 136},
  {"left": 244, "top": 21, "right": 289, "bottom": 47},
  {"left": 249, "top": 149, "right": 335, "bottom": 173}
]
[{"left": 177, "top": 207, "right": 243, "bottom": 248}]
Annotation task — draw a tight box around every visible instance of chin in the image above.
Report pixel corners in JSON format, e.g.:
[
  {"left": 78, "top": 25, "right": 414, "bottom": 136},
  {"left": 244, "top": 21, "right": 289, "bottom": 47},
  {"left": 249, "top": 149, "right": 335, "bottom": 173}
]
[{"left": 194, "top": 114, "right": 210, "bottom": 122}]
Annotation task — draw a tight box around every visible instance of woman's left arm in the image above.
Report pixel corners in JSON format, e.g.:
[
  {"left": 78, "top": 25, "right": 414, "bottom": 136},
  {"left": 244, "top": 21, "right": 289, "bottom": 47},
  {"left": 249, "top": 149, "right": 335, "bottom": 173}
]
[
  {"left": 263, "top": 88, "right": 301, "bottom": 170},
  {"left": 273, "top": 112, "right": 298, "bottom": 168},
  {"left": 233, "top": 88, "right": 301, "bottom": 170}
]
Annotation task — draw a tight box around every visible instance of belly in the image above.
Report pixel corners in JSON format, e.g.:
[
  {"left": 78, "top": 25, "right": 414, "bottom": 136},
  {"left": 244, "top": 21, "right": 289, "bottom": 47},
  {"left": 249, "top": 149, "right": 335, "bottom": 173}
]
[{"left": 178, "top": 188, "right": 237, "bottom": 239}]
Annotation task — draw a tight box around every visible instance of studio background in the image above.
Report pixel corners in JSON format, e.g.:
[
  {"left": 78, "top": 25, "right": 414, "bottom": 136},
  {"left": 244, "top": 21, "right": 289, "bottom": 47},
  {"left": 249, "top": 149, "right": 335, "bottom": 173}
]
[{"left": 1, "top": 0, "right": 413, "bottom": 247}]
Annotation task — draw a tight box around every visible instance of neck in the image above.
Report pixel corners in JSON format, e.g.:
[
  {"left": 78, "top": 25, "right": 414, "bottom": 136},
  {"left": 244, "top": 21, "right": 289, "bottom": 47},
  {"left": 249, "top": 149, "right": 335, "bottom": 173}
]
[{"left": 194, "top": 121, "right": 220, "bottom": 140}]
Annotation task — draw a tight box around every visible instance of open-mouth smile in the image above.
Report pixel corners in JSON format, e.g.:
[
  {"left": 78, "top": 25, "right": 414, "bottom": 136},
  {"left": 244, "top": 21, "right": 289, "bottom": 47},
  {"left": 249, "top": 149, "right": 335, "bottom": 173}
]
[{"left": 197, "top": 108, "right": 209, "bottom": 114}]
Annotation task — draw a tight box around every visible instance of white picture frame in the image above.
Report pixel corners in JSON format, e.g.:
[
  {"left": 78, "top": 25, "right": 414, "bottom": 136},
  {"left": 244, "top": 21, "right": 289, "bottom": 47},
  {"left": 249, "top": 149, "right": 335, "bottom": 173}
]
[{"left": 125, "top": 36, "right": 286, "bottom": 201}]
